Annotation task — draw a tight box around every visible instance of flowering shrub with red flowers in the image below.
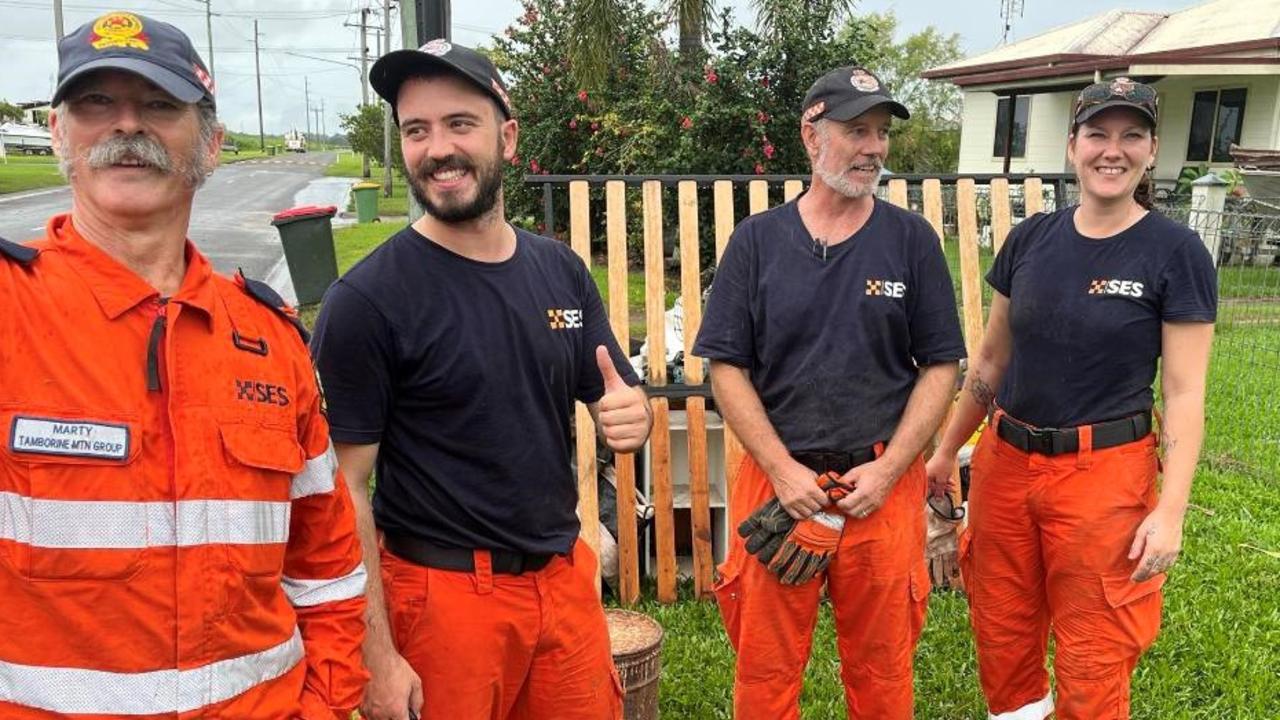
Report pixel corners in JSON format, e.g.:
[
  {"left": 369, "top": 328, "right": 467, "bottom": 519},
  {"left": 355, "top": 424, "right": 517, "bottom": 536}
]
[{"left": 488, "top": 0, "right": 885, "bottom": 234}]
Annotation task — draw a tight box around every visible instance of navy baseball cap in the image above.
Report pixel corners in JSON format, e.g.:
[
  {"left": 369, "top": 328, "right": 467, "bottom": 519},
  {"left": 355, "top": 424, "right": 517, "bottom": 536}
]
[
  {"left": 801, "top": 66, "right": 909, "bottom": 124},
  {"left": 371, "top": 39, "right": 512, "bottom": 119},
  {"left": 52, "top": 11, "right": 215, "bottom": 108}
]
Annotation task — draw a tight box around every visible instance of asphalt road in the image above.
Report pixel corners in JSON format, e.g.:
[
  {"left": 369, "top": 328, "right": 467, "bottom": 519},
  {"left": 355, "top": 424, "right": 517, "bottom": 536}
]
[{"left": 0, "top": 151, "right": 352, "bottom": 301}]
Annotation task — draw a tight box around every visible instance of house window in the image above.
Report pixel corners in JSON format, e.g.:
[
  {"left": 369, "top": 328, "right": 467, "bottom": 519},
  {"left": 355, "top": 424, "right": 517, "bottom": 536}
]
[
  {"left": 1186, "top": 88, "right": 1246, "bottom": 163},
  {"left": 993, "top": 95, "right": 1031, "bottom": 158}
]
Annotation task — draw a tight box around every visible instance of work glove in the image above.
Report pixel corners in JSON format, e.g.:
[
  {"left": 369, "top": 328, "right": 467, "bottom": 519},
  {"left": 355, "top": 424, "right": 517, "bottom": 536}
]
[{"left": 739, "top": 473, "right": 853, "bottom": 585}]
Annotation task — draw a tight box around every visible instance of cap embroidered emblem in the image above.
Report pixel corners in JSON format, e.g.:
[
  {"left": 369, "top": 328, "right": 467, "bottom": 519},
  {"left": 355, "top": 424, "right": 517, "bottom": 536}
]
[
  {"left": 420, "top": 39, "right": 452, "bottom": 56},
  {"left": 1110, "top": 77, "right": 1137, "bottom": 96},
  {"left": 90, "top": 12, "right": 150, "bottom": 51},
  {"left": 491, "top": 78, "right": 511, "bottom": 112},
  {"left": 849, "top": 69, "right": 880, "bottom": 92},
  {"left": 802, "top": 101, "right": 826, "bottom": 123},
  {"left": 193, "top": 63, "right": 215, "bottom": 93}
]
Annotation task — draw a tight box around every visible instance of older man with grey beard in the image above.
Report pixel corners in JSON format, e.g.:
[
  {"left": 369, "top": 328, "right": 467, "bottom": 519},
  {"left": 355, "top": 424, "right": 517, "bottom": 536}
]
[
  {"left": 0, "top": 12, "right": 369, "bottom": 719},
  {"left": 693, "top": 65, "right": 966, "bottom": 719}
]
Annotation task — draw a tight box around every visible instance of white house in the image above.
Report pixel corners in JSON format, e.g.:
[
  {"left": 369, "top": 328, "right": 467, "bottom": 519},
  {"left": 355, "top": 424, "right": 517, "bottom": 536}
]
[{"left": 922, "top": 0, "right": 1280, "bottom": 183}]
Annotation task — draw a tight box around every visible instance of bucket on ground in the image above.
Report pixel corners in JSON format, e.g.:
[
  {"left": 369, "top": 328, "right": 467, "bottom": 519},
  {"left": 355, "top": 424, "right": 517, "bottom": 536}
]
[
  {"left": 352, "top": 181, "right": 382, "bottom": 224},
  {"left": 606, "top": 608, "right": 663, "bottom": 720},
  {"left": 269, "top": 205, "right": 338, "bottom": 306}
]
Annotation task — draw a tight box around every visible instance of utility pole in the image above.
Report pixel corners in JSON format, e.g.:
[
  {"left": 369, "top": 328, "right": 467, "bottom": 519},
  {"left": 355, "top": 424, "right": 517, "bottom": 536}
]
[
  {"left": 53, "top": 0, "right": 64, "bottom": 42},
  {"left": 401, "top": 0, "right": 449, "bottom": 221},
  {"left": 359, "top": 8, "right": 371, "bottom": 177},
  {"left": 204, "top": 0, "right": 215, "bottom": 79},
  {"left": 382, "top": 0, "right": 394, "bottom": 197},
  {"left": 304, "top": 76, "right": 311, "bottom": 145},
  {"left": 254, "top": 19, "right": 265, "bottom": 151},
  {"left": 312, "top": 103, "right": 324, "bottom": 149}
]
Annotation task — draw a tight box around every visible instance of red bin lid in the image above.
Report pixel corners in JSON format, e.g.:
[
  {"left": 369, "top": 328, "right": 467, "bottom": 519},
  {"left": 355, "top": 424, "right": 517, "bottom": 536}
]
[{"left": 271, "top": 205, "right": 337, "bottom": 225}]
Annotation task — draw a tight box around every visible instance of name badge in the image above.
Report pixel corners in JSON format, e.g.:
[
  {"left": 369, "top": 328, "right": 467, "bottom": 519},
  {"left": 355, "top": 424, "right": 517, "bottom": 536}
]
[{"left": 9, "top": 417, "right": 131, "bottom": 461}]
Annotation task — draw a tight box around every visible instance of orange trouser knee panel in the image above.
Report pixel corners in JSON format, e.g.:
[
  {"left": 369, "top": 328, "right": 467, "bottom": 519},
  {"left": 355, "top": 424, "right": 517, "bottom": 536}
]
[
  {"left": 962, "top": 427, "right": 1164, "bottom": 720},
  {"left": 382, "top": 540, "right": 623, "bottom": 720},
  {"left": 716, "top": 455, "right": 929, "bottom": 720}
]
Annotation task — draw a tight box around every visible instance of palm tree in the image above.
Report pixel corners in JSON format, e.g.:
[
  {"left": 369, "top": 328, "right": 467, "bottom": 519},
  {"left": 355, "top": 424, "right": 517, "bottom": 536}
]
[{"left": 567, "top": 0, "right": 855, "bottom": 91}]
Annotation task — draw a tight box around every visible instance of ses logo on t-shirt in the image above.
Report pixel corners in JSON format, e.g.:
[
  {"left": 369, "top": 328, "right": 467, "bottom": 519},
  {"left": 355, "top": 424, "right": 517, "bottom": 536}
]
[
  {"left": 1088, "top": 278, "right": 1145, "bottom": 298},
  {"left": 865, "top": 278, "right": 906, "bottom": 298},
  {"left": 547, "top": 308, "right": 583, "bottom": 330}
]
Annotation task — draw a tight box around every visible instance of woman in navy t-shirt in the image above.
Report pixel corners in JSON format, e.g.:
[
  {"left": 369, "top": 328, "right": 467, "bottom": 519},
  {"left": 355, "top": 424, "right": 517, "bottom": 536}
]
[{"left": 926, "top": 79, "right": 1217, "bottom": 720}]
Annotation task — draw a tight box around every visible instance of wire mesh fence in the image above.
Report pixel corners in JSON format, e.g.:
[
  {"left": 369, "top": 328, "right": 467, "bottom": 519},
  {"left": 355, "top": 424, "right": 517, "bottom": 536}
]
[{"left": 1162, "top": 195, "right": 1280, "bottom": 479}]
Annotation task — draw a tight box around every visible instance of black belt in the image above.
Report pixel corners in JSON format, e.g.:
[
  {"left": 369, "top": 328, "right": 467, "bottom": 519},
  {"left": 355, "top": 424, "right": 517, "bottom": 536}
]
[
  {"left": 996, "top": 411, "right": 1152, "bottom": 456},
  {"left": 792, "top": 446, "right": 878, "bottom": 475},
  {"left": 384, "top": 532, "right": 556, "bottom": 575}
]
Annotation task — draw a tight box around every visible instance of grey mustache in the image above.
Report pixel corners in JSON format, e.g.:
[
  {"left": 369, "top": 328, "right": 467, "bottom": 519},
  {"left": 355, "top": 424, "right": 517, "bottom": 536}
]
[{"left": 86, "top": 135, "right": 173, "bottom": 172}]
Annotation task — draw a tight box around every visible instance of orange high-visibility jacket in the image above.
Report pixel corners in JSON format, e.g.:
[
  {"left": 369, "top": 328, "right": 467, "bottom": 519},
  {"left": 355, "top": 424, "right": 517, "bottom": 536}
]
[{"left": 0, "top": 215, "right": 368, "bottom": 719}]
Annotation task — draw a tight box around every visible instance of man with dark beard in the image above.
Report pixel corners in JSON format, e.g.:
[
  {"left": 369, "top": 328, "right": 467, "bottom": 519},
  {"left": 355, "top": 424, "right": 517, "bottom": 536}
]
[
  {"left": 0, "top": 12, "right": 368, "bottom": 719},
  {"left": 311, "top": 41, "right": 651, "bottom": 720}
]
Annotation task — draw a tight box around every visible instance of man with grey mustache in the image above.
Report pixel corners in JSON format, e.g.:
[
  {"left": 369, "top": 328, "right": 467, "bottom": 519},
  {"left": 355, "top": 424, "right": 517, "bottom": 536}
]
[
  {"left": 694, "top": 66, "right": 966, "bottom": 718},
  {"left": 0, "top": 12, "right": 369, "bottom": 718}
]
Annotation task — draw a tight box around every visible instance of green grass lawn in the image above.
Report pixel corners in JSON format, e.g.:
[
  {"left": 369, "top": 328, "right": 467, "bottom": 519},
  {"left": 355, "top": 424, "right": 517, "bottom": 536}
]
[
  {"left": 0, "top": 154, "right": 65, "bottom": 194},
  {"left": 309, "top": 210, "right": 1280, "bottom": 720}
]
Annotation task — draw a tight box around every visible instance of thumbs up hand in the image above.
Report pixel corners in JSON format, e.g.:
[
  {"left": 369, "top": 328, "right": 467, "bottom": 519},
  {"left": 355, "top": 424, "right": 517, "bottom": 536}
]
[{"left": 594, "top": 345, "right": 651, "bottom": 453}]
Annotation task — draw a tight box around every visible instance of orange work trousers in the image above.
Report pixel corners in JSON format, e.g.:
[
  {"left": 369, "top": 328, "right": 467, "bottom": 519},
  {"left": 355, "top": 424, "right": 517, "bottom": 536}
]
[
  {"left": 962, "top": 412, "right": 1164, "bottom": 720},
  {"left": 381, "top": 539, "right": 623, "bottom": 720},
  {"left": 715, "top": 453, "right": 931, "bottom": 720}
]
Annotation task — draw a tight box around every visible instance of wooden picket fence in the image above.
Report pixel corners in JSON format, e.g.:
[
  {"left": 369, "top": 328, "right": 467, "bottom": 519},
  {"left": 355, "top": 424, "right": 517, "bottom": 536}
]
[{"left": 558, "top": 175, "right": 1059, "bottom": 605}]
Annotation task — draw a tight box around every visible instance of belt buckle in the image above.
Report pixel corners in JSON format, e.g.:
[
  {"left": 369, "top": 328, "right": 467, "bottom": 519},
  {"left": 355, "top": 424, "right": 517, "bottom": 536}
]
[{"left": 1024, "top": 426, "right": 1058, "bottom": 455}]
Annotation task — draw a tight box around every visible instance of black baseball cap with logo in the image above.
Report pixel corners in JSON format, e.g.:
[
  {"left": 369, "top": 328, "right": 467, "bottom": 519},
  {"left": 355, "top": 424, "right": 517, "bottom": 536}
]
[
  {"left": 371, "top": 39, "right": 512, "bottom": 120},
  {"left": 801, "top": 66, "right": 909, "bottom": 124},
  {"left": 52, "top": 11, "right": 216, "bottom": 108}
]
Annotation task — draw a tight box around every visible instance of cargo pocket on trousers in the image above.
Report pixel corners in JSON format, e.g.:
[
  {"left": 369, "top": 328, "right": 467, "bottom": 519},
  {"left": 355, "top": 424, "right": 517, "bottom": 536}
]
[
  {"left": 712, "top": 566, "right": 744, "bottom": 651},
  {"left": 909, "top": 563, "right": 931, "bottom": 643},
  {"left": 1101, "top": 571, "right": 1164, "bottom": 654}
]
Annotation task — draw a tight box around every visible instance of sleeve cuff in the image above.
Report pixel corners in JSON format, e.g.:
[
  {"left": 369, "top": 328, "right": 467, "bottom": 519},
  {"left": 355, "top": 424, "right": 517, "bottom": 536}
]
[{"left": 327, "top": 426, "right": 383, "bottom": 444}]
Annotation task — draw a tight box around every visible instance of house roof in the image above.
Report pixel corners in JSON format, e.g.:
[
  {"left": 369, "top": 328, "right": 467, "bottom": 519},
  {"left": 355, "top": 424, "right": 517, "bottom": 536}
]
[{"left": 924, "top": 0, "right": 1280, "bottom": 86}]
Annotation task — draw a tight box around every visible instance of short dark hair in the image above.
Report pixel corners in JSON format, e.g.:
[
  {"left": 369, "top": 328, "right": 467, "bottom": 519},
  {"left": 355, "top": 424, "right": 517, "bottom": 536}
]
[{"left": 392, "top": 66, "right": 506, "bottom": 126}]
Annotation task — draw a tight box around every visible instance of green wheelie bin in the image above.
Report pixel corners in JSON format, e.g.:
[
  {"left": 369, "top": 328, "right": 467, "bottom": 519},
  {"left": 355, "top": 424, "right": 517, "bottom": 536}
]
[
  {"left": 352, "top": 182, "right": 382, "bottom": 224},
  {"left": 270, "top": 205, "right": 338, "bottom": 306}
]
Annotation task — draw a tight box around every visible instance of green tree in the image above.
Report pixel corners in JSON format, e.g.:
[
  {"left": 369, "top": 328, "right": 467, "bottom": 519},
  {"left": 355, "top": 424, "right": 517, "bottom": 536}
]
[
  {"left": 845, "top": 12, "right": 964, "bottom": 173},
  {"left": 338, "top": 104, "right": 404, "bottom": 175},
  {"left": 0, "top": 101, "right": 23, "bottom": 123}
]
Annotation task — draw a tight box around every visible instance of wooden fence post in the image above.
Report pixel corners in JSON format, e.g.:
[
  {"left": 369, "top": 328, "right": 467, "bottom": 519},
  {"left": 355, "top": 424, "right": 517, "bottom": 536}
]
[{"left": 569, "top": 181, "right": 602, "bottom": 593}]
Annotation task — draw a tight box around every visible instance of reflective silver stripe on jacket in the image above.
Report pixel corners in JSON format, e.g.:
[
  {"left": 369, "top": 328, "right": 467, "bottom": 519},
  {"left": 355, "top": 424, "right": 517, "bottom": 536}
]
[
  {"left": 290, "top": 442, "right": 338, "bottom": 499},
  {"left": 283, "top": 563, "right": 368, "bottom": 607},
  {"left": 0, "top": 628, "right": 304, "bottom": 714},
  {"left": 0, "top": 492, "right": 291, "bottom": 548}
]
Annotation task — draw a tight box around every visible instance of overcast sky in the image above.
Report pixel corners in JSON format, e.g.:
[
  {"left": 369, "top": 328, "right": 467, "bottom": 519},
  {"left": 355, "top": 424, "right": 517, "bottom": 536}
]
[{"left": 1, "top": 0, "right": 1205, "bottom": 136}]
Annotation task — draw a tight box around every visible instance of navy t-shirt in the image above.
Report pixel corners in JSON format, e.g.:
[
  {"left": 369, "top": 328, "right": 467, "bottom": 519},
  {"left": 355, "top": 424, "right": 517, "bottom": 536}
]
[
  {"left": 693, "top": 198, "right": 966, "bottom": 451},
  {"left": 311, "top": 226, "right": 639, "bottom": 555},
  {"left": 987, "top": 207, "right": 1218, "bottom": 428}
]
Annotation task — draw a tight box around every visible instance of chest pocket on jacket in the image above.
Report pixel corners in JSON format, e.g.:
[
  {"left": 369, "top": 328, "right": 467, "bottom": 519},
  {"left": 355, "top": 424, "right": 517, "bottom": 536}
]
[
  {"left": 1, "top": 409, "right": 146, "bottom": 581},
  {"left": 217, "top": 421, "right": 304, "bottom": 577}
]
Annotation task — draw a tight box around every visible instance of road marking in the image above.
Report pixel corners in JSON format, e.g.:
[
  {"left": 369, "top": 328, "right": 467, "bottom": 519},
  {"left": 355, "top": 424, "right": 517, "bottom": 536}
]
[{"left": 0, "top": 187, "right": 67, "bottom": 204}]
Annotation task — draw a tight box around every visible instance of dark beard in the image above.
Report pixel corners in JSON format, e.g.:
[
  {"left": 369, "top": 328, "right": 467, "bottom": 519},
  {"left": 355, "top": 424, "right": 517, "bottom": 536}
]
[{"left": 409, "top": 145, "right": 505, "bottom": 223}]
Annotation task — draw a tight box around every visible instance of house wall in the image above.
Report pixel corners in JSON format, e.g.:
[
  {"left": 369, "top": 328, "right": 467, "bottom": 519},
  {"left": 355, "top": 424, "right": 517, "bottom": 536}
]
[
  {"left": 956, "top": 90, "right": 1075, "bottom": 174},
  {"left": 1151, "top": 75, "right": 1280, "bottom": 180},
  {"left": 955, "top": 76, "right": 1280, "bottom": 182}
]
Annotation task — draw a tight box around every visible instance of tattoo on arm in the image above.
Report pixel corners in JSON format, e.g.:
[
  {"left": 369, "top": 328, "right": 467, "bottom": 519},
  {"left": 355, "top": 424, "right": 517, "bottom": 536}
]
[
  {"left": 1161, "top": 430, "right": 1177, "bottom": 456},
  {"left": 969, "top": 373, "right": 996, "bottom": 410}
]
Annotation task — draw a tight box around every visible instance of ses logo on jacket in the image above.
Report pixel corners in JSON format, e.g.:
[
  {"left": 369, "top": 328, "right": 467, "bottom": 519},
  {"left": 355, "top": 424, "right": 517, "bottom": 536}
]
[
  {"left": 1088, "top": 278, "right": 1145, "bottom": 298},
  {"left": 547, "top": 308, "right": 583, "bottom": 330}
]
